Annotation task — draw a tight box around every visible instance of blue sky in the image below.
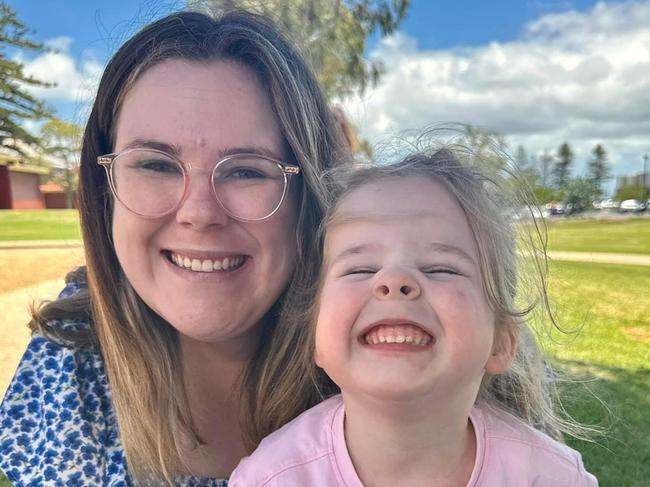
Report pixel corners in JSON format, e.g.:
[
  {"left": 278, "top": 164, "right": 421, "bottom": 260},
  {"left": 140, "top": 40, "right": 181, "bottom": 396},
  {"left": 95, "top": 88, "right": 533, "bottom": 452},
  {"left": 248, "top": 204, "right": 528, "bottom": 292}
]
[{"left": 7, "top": 0, "right": 650, "bottom": 192}]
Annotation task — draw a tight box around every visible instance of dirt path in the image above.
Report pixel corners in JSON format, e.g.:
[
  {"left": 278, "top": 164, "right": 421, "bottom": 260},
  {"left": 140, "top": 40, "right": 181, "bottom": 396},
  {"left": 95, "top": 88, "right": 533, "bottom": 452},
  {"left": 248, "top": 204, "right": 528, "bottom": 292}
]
[
  {"left": 547, "top": 251, "right": 650, "bottom": 266},
  {"left": 0, "top": 278, "right": 66, "bottom": 400}
]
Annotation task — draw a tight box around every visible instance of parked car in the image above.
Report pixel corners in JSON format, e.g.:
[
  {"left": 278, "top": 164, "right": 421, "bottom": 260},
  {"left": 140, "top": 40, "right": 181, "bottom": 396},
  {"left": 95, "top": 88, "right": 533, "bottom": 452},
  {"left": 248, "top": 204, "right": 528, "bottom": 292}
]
[
  {"left": 600, "top": 199, "right": 620, "bottom": 210},
  {"left": 545, "top": 202, "right": 565, "bottom": 216},
  {"left": 620, "top": 199, "right": 645, "bottom": 212}
]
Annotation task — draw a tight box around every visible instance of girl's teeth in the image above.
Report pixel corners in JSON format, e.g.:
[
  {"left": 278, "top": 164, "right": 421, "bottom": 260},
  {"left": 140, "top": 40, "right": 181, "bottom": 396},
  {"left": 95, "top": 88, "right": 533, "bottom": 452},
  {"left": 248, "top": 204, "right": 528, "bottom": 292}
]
[
  {"left": 170, "top": 254, "right": 244, "bottom": 273},
  {"left": 363, "top": 324, "right": 432, "bottom": 347}
]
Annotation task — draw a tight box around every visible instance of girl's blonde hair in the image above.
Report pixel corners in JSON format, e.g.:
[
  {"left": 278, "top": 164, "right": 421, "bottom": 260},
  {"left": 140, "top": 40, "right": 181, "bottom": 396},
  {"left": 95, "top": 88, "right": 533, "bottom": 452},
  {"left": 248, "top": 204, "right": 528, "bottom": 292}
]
[
  {"left": 297, "top": 131, "right": 588, "bottom": 441},
  {"left": 30, "top": 10, "right": 346, "bottom": 485}
]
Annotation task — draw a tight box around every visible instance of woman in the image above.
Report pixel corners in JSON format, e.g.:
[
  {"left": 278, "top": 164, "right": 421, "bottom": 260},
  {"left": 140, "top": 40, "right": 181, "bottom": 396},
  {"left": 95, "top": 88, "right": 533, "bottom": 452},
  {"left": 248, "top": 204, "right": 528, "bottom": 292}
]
[{"left": 0, "top": 10, "right": 345, "bottom": 486}]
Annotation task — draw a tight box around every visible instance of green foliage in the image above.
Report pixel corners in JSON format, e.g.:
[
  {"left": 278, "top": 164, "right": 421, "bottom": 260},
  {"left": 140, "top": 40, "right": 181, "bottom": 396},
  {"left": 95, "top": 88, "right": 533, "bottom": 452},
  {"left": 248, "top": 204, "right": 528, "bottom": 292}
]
[
  {"left": 563, "top": 176, "right": 598, "bottom": 213},
  {"left": 187, "top": 0, "right": 410, "bottom": 98},
  {"left": 458, "top": 124, "right": 510, "bottom": 173},
  {"left": 587, "top": 144, "right": 610, "bottom": 199},
  {"left": 553, "top": 142, "right": 573, "bottom": 189},
  {"left": 614, "top": 185, "right": 646, "bottom": 202},
  {"left": 38, "top": 117, "right": 83, "bottom": 208},
  {"left": 532, "top": 184, "right": 563, "bottom": 205},
  {"left": 0, "top": 209, "right": 81, "bottom": 240},
  {"left": 545, "top": 219, "right": 650, "bottom": 254},
  {"left": 0, "top": 3, "right": 52, "bottom": 155},
  {"left": 538, "top": 149, "right": 554, "bottom": 187}
]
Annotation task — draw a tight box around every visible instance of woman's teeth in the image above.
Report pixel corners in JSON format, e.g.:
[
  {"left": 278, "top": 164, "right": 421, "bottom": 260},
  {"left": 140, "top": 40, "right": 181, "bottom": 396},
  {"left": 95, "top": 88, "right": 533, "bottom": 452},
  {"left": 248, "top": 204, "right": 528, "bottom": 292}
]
[
  {"left": 169, "top": 253, "right": 245, "bottom": 272},
  {"left": 363, "top": 324, "right": 432, "bottom": 346}
]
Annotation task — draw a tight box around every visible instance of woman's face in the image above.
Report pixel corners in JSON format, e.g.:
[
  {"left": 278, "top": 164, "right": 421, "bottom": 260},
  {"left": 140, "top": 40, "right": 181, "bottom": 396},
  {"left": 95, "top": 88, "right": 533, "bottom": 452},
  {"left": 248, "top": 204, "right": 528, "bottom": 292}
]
[{"left": 111, "top": 59, "right": 298, "bottom": 349}]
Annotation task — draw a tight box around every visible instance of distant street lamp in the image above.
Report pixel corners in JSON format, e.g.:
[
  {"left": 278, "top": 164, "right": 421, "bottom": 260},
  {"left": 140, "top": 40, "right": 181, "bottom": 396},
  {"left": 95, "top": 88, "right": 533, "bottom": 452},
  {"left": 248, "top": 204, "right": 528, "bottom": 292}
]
[{"left": 641, "top": 154, "right": 648, "bottom": 202}]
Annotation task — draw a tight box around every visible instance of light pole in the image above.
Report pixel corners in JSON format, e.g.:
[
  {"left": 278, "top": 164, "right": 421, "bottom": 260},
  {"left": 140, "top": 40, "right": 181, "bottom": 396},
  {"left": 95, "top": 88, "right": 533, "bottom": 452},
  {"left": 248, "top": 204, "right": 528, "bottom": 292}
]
[{"left": 641, "top": 154, "right": 648, "bottom": 203}]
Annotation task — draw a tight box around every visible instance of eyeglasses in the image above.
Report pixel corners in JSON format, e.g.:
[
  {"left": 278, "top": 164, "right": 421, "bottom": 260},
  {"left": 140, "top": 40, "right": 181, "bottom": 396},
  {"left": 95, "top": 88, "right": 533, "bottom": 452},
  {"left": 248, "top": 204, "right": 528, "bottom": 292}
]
[{"left": 97, "top": 148, "right": 300, "bottom": 222}]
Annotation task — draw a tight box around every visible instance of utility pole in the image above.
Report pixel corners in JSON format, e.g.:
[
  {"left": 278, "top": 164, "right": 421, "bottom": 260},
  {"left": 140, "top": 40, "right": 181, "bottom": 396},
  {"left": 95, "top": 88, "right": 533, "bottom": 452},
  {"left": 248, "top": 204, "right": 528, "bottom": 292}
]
[{"left": 641, "top": 154, "right": 648, "bottom": 203}]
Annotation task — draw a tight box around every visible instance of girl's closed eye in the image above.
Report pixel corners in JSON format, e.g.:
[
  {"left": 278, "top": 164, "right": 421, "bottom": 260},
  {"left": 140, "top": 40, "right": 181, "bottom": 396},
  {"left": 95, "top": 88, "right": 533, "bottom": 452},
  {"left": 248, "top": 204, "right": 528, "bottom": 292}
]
[
  {"left": 341, "top": 267, "right": 377, "bottom": 277},
  {"left": 422, "top": 266, "right": 465, "bottom": 277}
]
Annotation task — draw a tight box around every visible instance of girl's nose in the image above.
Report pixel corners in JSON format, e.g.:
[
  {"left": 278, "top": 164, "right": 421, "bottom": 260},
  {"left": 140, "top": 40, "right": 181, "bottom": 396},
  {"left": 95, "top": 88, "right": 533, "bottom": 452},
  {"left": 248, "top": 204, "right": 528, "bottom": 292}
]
[{"left": 373, "top": 268, "right": 421, "bottom": 301}]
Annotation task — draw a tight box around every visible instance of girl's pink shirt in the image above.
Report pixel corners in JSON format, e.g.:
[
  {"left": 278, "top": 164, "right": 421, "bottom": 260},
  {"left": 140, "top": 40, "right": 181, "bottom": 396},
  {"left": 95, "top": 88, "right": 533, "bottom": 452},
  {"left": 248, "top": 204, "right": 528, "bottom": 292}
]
[{"left": 229, "top": 395, "right": 598, "bottom": 486}]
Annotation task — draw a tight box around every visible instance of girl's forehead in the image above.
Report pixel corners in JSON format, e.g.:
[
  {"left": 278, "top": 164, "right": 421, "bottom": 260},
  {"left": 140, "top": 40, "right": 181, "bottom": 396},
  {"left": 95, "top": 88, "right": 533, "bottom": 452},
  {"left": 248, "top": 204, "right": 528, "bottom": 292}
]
[{"left": 334, "top": 176, "right": 462, "bottom": 221}]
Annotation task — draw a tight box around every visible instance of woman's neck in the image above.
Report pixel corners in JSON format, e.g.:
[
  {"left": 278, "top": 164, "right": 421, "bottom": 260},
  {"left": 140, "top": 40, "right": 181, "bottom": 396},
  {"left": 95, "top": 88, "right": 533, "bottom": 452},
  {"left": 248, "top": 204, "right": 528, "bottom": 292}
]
[
  {"left": 343, "top": 392, "right": 477, "bottom": 487},
  {"left": 178, "top": 333, "right": 257, "bottom": 479}
]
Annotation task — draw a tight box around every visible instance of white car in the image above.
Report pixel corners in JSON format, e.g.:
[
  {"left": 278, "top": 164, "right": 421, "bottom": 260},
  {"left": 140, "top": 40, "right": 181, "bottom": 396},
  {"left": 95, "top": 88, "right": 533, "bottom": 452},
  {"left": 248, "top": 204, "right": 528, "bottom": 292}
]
[
  {"left": 620, "top": 199, "right": 645, "bottom": 212},
  {"left": 600, "top": 199, "right": 620, "bottom": 210}
]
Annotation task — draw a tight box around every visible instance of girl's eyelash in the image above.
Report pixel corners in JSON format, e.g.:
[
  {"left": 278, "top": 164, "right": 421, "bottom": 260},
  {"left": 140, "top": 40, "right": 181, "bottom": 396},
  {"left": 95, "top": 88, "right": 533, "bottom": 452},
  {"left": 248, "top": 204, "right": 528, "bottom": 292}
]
[
  {"left": 345, "top": 268, "right": 376, "bottom": 275},
  {"left": 423, "top": 267, "right": 460, "bottom": 275}
]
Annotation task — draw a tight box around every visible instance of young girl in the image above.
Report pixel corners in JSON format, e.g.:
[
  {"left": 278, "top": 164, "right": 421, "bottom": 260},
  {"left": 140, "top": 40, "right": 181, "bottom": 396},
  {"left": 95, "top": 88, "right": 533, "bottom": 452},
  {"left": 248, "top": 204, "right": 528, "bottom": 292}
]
[{"left": 230, "top": 147, "right": 598, "bottom": 486}]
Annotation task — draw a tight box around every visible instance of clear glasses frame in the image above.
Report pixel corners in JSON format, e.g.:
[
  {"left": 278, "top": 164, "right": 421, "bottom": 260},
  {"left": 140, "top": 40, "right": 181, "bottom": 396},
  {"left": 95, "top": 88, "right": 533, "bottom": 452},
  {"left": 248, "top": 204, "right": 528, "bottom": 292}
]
[{"left": 97, "top": 148, "right": 301, "bottom": 222}]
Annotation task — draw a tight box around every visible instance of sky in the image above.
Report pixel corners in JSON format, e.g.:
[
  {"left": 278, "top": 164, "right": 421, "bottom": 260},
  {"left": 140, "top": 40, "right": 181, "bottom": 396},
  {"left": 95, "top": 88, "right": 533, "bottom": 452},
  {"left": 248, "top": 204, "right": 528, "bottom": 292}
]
[{"left": 7, "top": 0, "right": 650, "bottom": 194}]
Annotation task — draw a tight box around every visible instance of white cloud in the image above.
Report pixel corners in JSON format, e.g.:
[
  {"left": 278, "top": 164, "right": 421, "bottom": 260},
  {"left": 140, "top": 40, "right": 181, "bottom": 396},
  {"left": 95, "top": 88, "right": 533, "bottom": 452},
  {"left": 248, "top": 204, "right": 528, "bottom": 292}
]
[
  {"left": 342, "top": 1, "right": 650, "bottom": 183},
  {"left": 16, "top": 37, "right": 103, "bottom": 104}
]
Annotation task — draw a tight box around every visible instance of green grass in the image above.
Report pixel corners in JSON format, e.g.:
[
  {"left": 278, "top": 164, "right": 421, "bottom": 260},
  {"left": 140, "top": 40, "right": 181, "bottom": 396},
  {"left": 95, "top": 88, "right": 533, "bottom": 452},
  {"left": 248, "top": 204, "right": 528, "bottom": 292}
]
[
  {"left": 0, "top": 473, "right": 8, "bottom": 486},
  {"left": 0, "top": 209, "right": 81, "bottom": 241},
  {"left": 541, "top": 261, "right": 650, "bottom": 486},
  {"left": 544, "top": 218, "right": 650, "bottom": 254}
]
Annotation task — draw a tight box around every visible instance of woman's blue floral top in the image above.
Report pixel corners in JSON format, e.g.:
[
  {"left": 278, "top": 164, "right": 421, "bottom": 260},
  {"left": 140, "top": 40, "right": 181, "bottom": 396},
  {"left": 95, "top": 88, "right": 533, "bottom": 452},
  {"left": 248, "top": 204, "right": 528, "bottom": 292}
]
[{"left": 0, "top": 281, "right": 227, "bottom": 487}]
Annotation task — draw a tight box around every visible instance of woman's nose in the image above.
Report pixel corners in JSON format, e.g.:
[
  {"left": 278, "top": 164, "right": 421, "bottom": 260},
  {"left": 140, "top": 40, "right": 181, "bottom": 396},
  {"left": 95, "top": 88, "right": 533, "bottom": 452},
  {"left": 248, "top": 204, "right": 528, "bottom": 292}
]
[
  {"left": 373, "top": 268, "right": 421, "bottom": 301},
  {"left": 175, "top": 172, "right": 229, "bottom": 230}
]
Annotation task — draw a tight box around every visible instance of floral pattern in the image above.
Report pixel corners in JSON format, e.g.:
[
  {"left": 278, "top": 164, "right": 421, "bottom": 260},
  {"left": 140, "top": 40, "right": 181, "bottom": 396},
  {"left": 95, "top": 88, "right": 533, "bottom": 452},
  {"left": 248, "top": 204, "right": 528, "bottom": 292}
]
[{"left": 0, "top": 281, "right": 227, "bottom": 487}]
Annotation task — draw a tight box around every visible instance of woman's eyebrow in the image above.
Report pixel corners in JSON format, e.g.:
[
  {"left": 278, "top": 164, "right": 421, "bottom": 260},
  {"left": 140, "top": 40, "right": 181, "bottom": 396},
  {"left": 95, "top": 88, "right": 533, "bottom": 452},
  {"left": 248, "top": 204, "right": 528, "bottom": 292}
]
[
  {"left": 121, "top": 138, "right": 182, "bottom": 155},
  {"left": 118, "top": 141, "right": 283, "bottom": 161},
  {"left": 220, "top": 146, "right": 284, "bottom": 160}
]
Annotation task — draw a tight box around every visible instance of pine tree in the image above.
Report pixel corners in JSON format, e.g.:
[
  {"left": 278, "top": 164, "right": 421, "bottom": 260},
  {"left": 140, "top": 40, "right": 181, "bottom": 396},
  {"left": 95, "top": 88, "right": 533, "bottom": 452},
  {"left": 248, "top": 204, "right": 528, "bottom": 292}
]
[
  {"left": 587, "top": 144, "right": 609, "bottom": 199},
  {"left": 553, "top": 142, "right": 573, "bottom": 189},
  {"left": 0, "top": 3, "right": 52, "bottom": 155}
]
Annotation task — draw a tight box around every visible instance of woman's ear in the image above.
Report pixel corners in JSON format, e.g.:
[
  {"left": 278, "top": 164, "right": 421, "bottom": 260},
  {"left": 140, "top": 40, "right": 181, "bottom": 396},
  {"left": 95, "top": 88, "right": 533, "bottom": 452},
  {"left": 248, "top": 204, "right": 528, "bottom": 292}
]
[{"left": 485, "top": 320, "right": 518, "bottom": 375}]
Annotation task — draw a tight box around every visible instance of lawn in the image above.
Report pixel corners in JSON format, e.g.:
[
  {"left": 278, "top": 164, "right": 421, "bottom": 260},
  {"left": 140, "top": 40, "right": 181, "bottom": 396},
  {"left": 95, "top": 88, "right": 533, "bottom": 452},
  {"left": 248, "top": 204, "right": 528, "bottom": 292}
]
[
  {"left": 540, "top": 261, "right": 650, "bottom": 486},
  {"left": 0, "top": 209, "right": 81, "bottom": 241},
  {"left": 544, "top": 217, "right": 650, "bottom": 254}
]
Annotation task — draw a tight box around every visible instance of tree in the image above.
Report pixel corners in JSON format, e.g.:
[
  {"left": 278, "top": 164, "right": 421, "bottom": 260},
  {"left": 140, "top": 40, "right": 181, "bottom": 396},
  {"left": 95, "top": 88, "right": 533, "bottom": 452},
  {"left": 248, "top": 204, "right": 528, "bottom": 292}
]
[
  {"left": 188, "top": 0, "right": 410, "bottom": 98},
  {"left": 614, "top": 185, "right": 646, "bottom": 202},
  {"left": 39, "top": 117, "right": 82, "bottom": 208},
  {"left": 552, "top": 142, "right": 573, "bottom": 190},
  {"left": 0, "top": 3, "right": 52, "bottom": 155},
  {"left": 459, "top": 124, "right": 510, "bottom": 173},
  {"left": 587, "top": 144, "right": 609, "bottom": 199},
  {"left": 538, "top": 149, "right": 553, "bottom": 187},
  {"left": 564, "top": 177, "right": 597, "bottom": 214}
]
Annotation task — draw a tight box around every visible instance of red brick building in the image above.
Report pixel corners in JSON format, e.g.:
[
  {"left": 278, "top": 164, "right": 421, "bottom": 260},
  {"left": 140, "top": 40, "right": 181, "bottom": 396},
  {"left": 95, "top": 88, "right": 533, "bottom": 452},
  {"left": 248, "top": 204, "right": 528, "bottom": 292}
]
[{"left": 0, "top": 156, "right": 50, "bottom": 209}]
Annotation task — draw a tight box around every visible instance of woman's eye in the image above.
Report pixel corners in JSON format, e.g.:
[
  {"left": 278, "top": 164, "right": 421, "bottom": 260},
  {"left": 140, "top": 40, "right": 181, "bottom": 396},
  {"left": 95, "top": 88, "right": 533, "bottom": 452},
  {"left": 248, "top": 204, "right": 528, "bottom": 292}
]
[
  {"left": 229, "top": 168, "right": 267, "bottom": 179},
  {"left": 139, "top": 160, "right": 181, "bottom": 174}
]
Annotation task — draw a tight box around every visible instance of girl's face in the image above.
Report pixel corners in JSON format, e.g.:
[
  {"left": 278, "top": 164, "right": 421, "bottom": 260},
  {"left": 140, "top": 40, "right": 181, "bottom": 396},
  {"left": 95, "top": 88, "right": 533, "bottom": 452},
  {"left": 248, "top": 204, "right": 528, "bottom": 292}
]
[
  {"left": 314, "top": 176, "right": 515, "bottom": 404},
  {"left": 111, "top": 59, "right": 298, "bottom": 350}
]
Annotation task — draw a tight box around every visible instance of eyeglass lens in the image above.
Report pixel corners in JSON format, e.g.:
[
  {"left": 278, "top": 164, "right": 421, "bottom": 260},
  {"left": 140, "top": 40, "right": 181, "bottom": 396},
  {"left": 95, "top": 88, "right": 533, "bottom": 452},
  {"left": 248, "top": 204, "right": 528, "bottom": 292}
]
[{"left": 110, "top": 149, "right": 287, "bottom": 220}]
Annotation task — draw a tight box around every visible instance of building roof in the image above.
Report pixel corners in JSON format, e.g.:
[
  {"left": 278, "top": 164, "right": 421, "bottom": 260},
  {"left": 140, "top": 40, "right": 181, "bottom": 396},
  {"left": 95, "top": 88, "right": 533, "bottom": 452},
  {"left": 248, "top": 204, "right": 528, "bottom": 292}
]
[{"left": 0, "top": 154, "right": 50, "bottom": 175}]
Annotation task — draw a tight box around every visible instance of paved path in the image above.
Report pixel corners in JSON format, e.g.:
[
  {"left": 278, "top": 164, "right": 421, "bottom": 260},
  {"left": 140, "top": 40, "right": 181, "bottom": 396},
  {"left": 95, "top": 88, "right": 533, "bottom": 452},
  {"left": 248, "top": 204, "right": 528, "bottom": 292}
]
[
  {"left": 547, "top": 251, "right": 650, "bottom": 266},
  {"left": 0, "top": 278, "right": 66, "bottom": 399},
  {"left": 0, "top": 240, "right": 82, "bottom": 250}
]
